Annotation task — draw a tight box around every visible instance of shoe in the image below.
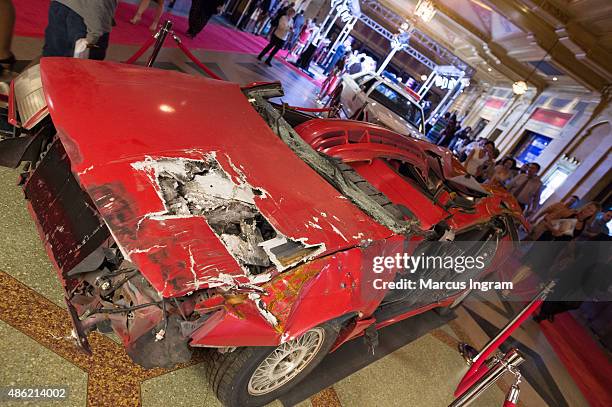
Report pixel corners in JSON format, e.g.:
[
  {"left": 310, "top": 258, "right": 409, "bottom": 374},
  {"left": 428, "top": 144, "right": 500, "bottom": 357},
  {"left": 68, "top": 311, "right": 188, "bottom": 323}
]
[{"left": 265, "top": 61, "right": 272, "bottom": 67}]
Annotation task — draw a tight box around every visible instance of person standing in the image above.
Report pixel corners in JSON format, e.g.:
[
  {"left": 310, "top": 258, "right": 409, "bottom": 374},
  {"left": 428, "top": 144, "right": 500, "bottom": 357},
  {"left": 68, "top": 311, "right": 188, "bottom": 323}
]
[
  {"left": 187, "top": 0, "right": 225, "bottom": 39},
  {"left": 448, "top": 126, "right": 471, "bottom": 152},
  {"left": 289, "top": 19, "right": 314, "bottom": 57},
  {"left": 253, "top": 0, "right": 272, "bottom": 34},
  {"left": 317, "top": 54, "right": 347, "bottom": 102},
  {"left": 268, "top": 2, "right": 293, "bottom": 35},
  {"left": 130, "top": 0, "right": 165, "bottom": 32},
  {"left": 579, "top": 209, "right": 612, "bottom": 239},
  {"left": 486, "top": 157, "right": 516, "bottom": 187},
  {"left": 463, "top": 140, "right": 494, "bottom": 178},
  {"left": 323, "top": 40, "right": 350, "bottom": 75},
  {"left": 426, "top": 112, "right": 450, "bottom": 143},
  {"left": 506, "top": 162, "right": 543, "bottom": 215},
  {"left": 287, "top": 10, "right": 304, "bottom": 49},
  {"left": 528, "top": 196, "right": 579, "bottom": 240},
  {"left": 437, "top": 113, "right": 457, "bottom": 147},
  {"left": 238, "top": 0, "right": 261, "bottom": 31},
  {"left": 257, "top": 8, "right": 295, "bottom": 66},
  {"left": 531, "top": 195, "right": 579, "bottom": 225},
  {"left": 43, "top": 0, "right": 118, "bottom": 61},
  {"left": 0, "top": 0, "right": 15, "bottom": 75}
]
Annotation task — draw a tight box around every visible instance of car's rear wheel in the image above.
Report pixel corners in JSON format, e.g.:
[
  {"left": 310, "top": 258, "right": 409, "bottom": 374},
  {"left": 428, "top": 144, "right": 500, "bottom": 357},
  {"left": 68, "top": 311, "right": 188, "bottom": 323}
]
[{"left": 206, "top": 324, "right": 339, "bottom": 407}]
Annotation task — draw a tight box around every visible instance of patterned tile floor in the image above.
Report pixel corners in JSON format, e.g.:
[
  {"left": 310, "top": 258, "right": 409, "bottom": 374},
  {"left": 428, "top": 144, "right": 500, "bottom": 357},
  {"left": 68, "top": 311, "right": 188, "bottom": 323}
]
[{"left": 0, "top": 22, "right": 590, "bottom": 407}]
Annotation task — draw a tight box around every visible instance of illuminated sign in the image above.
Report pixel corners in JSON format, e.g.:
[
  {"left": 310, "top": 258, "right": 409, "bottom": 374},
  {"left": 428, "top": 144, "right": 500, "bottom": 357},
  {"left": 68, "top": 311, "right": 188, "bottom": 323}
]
[
  {"left": 434, "top": 75, "right": 470, "bottom": 90},
  {"left": 331, "top": 0, "right": 355, "bottom": 22}
]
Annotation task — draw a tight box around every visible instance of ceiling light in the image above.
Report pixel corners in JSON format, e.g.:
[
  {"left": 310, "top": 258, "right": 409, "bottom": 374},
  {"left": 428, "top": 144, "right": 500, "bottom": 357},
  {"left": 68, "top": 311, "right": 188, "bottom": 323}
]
[
  {"left": 414, "top": 0, "right": 437, "bottom": 23},
  {"left": 512, "top": 81, "right": 528, "bottom": 95},
  {"left": 487, "top": 68, "right": 492, "bottom": 72},
  {"left": 552, "top": 76, "right": 558, "bottom": 81},
  {"left": 420, "top": 74, "right": 428, "bottom": 81}
]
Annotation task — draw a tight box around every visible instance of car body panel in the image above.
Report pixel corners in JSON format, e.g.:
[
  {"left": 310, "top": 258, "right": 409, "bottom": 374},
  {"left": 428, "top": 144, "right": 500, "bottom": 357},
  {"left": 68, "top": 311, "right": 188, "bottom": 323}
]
[
  {"left": 39, "top": 58, "right": 394, "bottom": 297},
  {"left": 4, "top": 60, "right": 525, "bottom": 369}
]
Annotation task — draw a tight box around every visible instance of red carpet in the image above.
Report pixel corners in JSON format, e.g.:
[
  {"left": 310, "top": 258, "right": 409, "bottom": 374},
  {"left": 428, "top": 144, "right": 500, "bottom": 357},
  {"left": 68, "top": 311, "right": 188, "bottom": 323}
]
[
  {"left": 539, "top": 313, "right": 612, "bottom": 407},
  {"left": 16, "top": 0, "right": 270, "bottom": 52},
  {"left": 14, "top": 1, "right": 320, "bottom": 84}
]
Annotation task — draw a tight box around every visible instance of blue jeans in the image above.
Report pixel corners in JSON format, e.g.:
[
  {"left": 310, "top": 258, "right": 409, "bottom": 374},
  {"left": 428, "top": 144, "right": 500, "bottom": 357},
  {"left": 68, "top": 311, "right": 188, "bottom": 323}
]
[
  {"left": 324, "top": 53, "right": 342, "bottom": 75},
  {"left": 43, "top": 1, "right": 109, "bottom": 60}
]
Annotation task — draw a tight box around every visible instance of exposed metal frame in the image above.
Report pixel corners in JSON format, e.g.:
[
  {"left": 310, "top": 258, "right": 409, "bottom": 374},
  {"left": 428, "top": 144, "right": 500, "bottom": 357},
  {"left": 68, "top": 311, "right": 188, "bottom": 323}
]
[
  {"left": 358, "top": 14, "right": 437, "bottom": 71},
  {"left": 360, "top": 0, "right": 473, "bottom": 75}
]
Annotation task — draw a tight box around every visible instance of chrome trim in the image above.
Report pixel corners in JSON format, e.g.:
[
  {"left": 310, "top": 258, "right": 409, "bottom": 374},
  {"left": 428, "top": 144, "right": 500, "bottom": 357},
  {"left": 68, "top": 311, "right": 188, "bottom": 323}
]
[
  {"left": 472, "top": 280, "right": 555, "bottom": 364},
  {"left": 449, "top": 348, "right": 524, "bottom": 407}
]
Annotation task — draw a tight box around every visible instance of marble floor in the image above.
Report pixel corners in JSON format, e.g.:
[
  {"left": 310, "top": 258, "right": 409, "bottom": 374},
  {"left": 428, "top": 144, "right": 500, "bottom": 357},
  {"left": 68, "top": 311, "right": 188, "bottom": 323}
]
[{"left": 0, "top": 16, "right": 593, "bottom": 407}]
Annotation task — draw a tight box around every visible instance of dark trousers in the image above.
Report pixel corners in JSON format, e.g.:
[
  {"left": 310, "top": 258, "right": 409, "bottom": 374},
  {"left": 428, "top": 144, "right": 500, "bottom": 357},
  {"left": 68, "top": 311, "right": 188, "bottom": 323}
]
[
  {"left": 258, "top": 35, "right": 285, "bottom": 63},
  {"left": 188, "top": 0, "right": 214, "bottom": 36},
  {"left": 43, "top": 1, "right": 109, "bottom": 60}
]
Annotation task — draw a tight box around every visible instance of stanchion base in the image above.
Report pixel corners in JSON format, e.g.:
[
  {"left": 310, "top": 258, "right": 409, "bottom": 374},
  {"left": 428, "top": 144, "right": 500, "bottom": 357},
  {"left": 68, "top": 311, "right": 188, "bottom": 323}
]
[{"left": 458, "top": 342, "right": 478, "bottom": 365}]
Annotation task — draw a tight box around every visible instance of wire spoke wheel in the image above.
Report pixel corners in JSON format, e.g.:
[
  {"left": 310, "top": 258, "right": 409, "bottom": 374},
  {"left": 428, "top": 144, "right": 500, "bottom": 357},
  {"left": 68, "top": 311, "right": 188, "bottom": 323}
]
[{"left": 247, "top": 327, "right": 326, "bottom": 396}]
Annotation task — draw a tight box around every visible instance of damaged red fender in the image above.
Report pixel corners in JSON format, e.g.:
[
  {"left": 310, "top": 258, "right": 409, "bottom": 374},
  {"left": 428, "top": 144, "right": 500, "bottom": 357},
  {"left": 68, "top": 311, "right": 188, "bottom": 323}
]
[{"left": 190, "top": 238, "right": 406, "bottom": 347}]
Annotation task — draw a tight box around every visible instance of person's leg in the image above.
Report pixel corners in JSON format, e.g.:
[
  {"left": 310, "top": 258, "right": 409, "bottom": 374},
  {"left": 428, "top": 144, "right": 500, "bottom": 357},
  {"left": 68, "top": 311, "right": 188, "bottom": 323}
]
[
  {"left": 149, "top": 0, "right": 165, "bottom": 31},
  {"left": 64, "top": 5, "right": 88, "bottom": 56},
  {"left": 43, "top": 2, "right": 72, "bottom": 57},
  {"left": 323, "top": 54, "right": 338, "bottom": 74},
  {"left": 265, "top": 37, "right": 283, "bottom": 64},
  {"left": 318, "top": 75, "right": 332, "bottom": 99},
  {"left": 258, "top": 41, "right": 275, "bottom": 60},
  {"left": 0, "top": 0, "right": 15, "bottom": 62},
  {"left": 193, "top": 14, "right": 212, "bottom": 36},
  {"left": 131, "top": 0, "right": 151, "bottom": 24},
  {"left": 188, "top": 0, "right": 204, "bottom": 35},
  {"left": 264, "top": 45, "right": 279, "bottom": 64}
]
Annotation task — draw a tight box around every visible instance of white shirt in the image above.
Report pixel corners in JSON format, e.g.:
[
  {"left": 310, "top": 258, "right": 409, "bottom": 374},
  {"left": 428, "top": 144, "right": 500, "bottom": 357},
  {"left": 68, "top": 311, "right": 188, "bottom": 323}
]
[
  {"left": 465, "top": 147, "right": 488, "bottom": 176},
  {"left": 274, "top": 15, "right": 293, "bottom": 40}
]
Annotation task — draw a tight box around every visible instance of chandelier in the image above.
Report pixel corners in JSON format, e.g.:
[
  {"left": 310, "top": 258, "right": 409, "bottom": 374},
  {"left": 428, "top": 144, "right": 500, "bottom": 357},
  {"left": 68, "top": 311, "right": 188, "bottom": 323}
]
[
  {"left": 415, "top": 0, "right": 437, "bottom": 23},
  {"left": 512, "top": 80, "right": 528, "bottom": 95}
]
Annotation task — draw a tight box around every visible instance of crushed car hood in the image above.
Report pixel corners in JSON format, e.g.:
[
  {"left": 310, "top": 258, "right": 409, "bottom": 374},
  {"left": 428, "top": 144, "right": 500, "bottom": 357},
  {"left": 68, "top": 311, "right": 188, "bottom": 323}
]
[{"left": 40, "top": 58, "right": 394, "bottom": 297}]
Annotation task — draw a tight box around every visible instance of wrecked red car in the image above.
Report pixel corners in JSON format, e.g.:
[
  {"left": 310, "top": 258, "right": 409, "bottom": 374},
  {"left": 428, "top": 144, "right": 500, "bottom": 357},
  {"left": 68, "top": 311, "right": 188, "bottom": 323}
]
[{"left": 1, "top": 59, "right": 524, "bottom": 407}]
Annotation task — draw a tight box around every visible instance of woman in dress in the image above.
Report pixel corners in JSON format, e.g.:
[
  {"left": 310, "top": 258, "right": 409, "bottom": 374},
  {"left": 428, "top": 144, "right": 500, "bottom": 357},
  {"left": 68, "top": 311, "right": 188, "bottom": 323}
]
[
  {"left": 316, "top": 54, "right": 347, "bottom": 103},
  {"left": 289, "top": 20, "right": 314, "bottom": 57}
]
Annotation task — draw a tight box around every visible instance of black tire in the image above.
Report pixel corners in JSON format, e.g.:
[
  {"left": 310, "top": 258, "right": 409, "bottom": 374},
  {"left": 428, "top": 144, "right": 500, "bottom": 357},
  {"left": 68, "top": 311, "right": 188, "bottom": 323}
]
[{"left": 206, "top": 323, "right": 339, "bottom": 407}]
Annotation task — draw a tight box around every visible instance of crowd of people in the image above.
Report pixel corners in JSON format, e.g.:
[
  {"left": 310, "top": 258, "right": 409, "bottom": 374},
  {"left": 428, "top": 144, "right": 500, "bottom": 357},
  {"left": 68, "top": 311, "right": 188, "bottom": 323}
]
[{"left": 426, "top": 112, "right": 611, "bottom": 323}]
